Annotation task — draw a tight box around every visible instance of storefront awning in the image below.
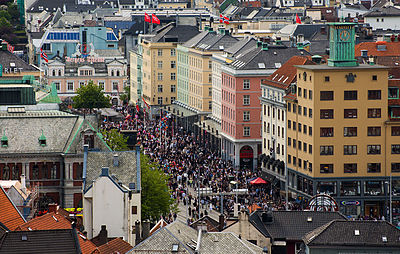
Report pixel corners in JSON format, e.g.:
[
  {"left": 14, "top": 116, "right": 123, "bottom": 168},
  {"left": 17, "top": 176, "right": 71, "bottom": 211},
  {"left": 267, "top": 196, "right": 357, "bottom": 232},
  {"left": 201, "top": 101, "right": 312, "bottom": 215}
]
[{"left": 167, "top": 104, "right": 197, "bottom": 118}]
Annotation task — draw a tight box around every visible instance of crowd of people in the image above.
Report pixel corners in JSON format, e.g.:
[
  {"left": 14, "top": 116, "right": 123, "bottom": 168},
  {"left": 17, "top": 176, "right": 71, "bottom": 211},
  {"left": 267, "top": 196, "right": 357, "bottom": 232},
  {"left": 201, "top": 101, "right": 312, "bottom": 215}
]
[{"left": 99, "top": 105, "right": 302, "bottom": 223}]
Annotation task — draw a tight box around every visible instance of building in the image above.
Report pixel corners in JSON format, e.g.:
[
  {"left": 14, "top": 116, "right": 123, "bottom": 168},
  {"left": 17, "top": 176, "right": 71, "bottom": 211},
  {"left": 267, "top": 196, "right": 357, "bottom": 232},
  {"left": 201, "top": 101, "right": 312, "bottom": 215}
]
[
  {"left": 0, "top": 178, "right": 31, "bottom": 218},
  {"left": 303, "top": 220, "right": 400, "bottom": 253},
  {"left": 221, "top": 42, "right": 309, "bottom": 170},
  {"left": 83, "top": 148, "right": 141, "bottom": 246},
  {"left": 286, "top": 23, "right": 400, "bottom": 219},
  {"left": 130, "top": 220, "right": 263, "bottom": 253},
  {"left": 173, "top": 27, "right": 238, "bottom": 134},
  {"left": 46, "top": 58, "right": 127, "bottom": 105},
  {"left": 364, "top": 6, "right": 400, "bottom": 31},
  {"left": 140, "top": 23, "right": 200, "bottom": 118},
  {"left": 0, "top": 185, "right": 26, "bottom": 231},
  {"left": 260, "top": 56, "right": 316, "bottom": 190}
]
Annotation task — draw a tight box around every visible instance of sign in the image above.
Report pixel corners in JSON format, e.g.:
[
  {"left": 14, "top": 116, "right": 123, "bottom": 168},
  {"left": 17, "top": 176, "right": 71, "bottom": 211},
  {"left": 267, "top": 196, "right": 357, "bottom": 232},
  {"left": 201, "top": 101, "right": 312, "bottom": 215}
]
[
  {"left": 65, "top": 56, "right": 105, "bottom": 63},
  {"left": 3, "top": 67, "right": 24, "bottom": 74},
  {"left": 341, "top": 200, "right": 360, "bottom": 206},
  {"left": 65, "top": 207, "right": 83, "bottom": 216}
]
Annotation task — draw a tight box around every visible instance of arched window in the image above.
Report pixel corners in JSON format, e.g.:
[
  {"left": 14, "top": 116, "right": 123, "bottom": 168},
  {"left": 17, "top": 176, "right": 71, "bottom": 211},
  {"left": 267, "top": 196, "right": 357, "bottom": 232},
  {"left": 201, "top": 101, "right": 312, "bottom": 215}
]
[
  {"left": 58, "top": 70, "right": 62, "bottom": 76},
  {"left": 111, "top": 70, "right": 114, "bottom": 76},
  {"left": 117, "top": 70, "right": 120, "bottom": 76},
  {"left": 52, "top": 70, "right": 56, "bottom": 76},
  {"left": 2, "top": 165, "right": 10, "bottom": 180}
]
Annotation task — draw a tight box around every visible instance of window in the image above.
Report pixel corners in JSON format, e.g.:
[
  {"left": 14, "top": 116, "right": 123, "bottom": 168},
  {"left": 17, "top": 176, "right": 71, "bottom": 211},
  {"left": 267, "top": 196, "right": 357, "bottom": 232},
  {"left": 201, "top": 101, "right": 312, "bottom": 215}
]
[
  {"left": 389, "top": 87, "right": 399, "bottom": 99},
  {"left": 287, "top": 103, "right": 291, "bottom": 112},
  {"left": 320, "top": 145, "right": 333, "bottom": 155},
  {"left": 242, "top": 79, "right": 251, "bottom": 90},
  {"left": 67, "top": 82, "right": 74, "bottom": 91},
  {"left": 171, "top": 73, "right": 176, "bottom": 80},
  {"left": 368, "top": 145, "right": 381, "bottom": 154},
  {"left": 320, "top": 109, "right": 333, "bottom": 119},
  {"left": 98, "top": 81, "right": 105, "bottom": 90},
  {"left": 392, "top": 144, "right": 400, "bottom": 154},
  {"left": 344, "top": 91, "right": 357, "bottom": 100},
  {"left": 293, "top": 139, "right": 296, "bottom": 148},
  {"left": 158, "top": 73, "right": 163, "bottom": 80},
  {"left": 112, "top": 82, "right": 119, "bottom": 91},
  {"left": 171, "top": 49, "right": 176, "bottom": 56},
  {"left": 325, "top": 76, "right": 330, "bottom": 82},
  {"left": 243, "top": 127, "right": 250, "bottom": 136},
  {"left": 288, "top": 155, "right": 291, "bottom": 164},
  {"left": 293, "top": 121, "right": 296, "bottom": 131},
  {"left": 171, "top": 85, "right": 176, "bottom": 93},
  {"left": 344, "top": 163, "right": 357, "bottom": 173},
  {"left": 132, "top": 206, "right": 138, "bottom": 214},
  {"left": 309, "top": 90, "right": 312, "bottom": 100},
  {"left": 208, "top": 61, "right": 212, "bottom": 69},
  {"left": 320, "top": 164, "right": 333, "bottom": 173},
  {"left": 344, "top": 127, "right": 357, "bottom": 137},
  {"left": 309, "top": 126, "right": 312, "bottom": 136},
  {"left": 158, "top": 49, "right": 163, "bottom": 56},
  {"left": 208, "top": 74, "right": 212, "bottom": 83},
  {"left": 243, "top": 95, "right": 250, "bottom": 105},
  {"left": 158, "top": 61, "right": 163, "bottom": 68},
  {"left": 158, "top": 85, "right": 163, "bottom": 92},
  {"left": 50, "top": 164, "right": 57, "bottom": 179},
  {"left": 288, "top": 120, "right": 291, "bottom": 129},
  {"left": 288, "top": 137, "right": 291, "bottom": 146},
  {"left": 293, "top": 105, "right": 296, "bottom": 113},
  {"left": 303, "top": 124, "right": 307, "bottom": 134},
  {"left": 367, "top": 163, "right": 381, "bottom": 173},
  {"left": 209, "top": 101, "right": 212, "bottom": 110},
  {"left": 392, "top": 126, "right": 400, "bottom": 136},
  {"left": 171, "top": 97, "right": 176, "bottom": 102},
  {"left": 344, "top": 145, "right": 357, "bottom": 155},
  {"left": 304, "top": 89, "right": 307, "bottom": 99},
  {"left": 158, "top": 97, "right": 163, "bottom": 105},
  {"left": 79, "top": 81, "right": 86, "bottom": 88},
  {"left": 243, "top": 111, "right": 250, "bottom": 121},
  {"left": 298, "top": 123, "right": 302, "bottom": 132},
  {"left": 320, "top": 127, "right": 333, "bottom": 137},
  {"left": 368, "top": 108, "right": 381, "bottom": 118},
  {"left": 298, "top": 87, "right": 302, "bottom": 97},
  {"left": 344, "top": 109, "right": 357, "bottom": 118},
  {"left": 368, "top": 127, "right": 381, "bottom": 136},
  {"left": 298, "top": 105, "right": 302, "bottom": 115},
  {"left": 392, "top": 163, "right": 400, "bottom": 173},
  {"left": 368, "top": 90, "right": 381, "bottom": 100},
  {"left": 320, "top": 91, "right": 334, "bottom": 100},
  {"left": 54, "top": 82, "right": 60, "bottom": 91},
  {"left": 303, "top": 106, "right": 307, "bottom": 116},
  {"left": 303, "top": 142, "right": 307, "bottom": 152},
  {"left": 171, "top": 61, "right": 176, "bottom": 68},
  {"left": 372, "top": 75, "right": 377, "bottom": 81},
  {"left": 309, "top": 108, "right": 312, "bottom": 118}
]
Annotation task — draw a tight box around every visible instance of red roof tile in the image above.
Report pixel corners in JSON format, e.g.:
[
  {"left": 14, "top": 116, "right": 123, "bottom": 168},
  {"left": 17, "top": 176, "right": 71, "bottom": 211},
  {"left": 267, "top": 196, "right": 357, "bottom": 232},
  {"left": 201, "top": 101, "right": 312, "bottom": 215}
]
[
  {"left": 355, "top": 41, "right": 400, "bottom": 57},
  {"left": 15, "top": 212, "right": 98, "bottom": 254},
  {"left": 0, "top": 186, "right": 26, "bottom": 230},
  {"left": 98, "top": 238, "right": 133, "bottom": 254}
]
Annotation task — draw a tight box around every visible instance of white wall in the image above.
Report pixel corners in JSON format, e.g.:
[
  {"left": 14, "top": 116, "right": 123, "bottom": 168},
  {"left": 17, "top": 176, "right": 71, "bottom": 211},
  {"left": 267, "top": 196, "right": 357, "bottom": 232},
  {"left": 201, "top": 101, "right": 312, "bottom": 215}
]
[
  {"left": 365, "top": 16, "right": 400, "bottom": 31},
  {"left": 212, "top": 59, "right": 222, "bottom": 122}
]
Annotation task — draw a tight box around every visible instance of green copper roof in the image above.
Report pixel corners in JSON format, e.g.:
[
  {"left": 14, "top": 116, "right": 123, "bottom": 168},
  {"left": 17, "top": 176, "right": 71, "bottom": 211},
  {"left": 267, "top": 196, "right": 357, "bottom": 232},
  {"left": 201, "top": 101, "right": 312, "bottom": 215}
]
[
  {"left": 1, "top": 130, "right": 7, "bottom": 142},
  {"left": 39, "top": 82, "right": 62, "bottom": 104},
  {"left": 38, "top": 129, "right": 46, "bottom": 146},
  {"left": 327, "top": 22, "right": 358, "bottom": 67}
]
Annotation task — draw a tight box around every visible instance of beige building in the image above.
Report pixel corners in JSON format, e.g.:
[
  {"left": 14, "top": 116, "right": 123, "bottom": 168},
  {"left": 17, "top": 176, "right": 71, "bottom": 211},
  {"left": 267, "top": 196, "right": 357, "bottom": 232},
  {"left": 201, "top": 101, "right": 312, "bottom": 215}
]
[
  {"left": 286, "top": 23, "right": 400, "bottom": 219},
  {"left": 139, "top": 23, "right": 200, "bottom": 117}
]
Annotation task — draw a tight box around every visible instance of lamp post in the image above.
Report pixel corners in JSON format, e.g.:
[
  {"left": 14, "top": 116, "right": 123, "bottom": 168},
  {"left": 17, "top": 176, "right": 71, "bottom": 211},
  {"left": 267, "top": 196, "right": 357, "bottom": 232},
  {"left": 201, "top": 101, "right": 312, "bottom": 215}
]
[{"left": 390, "top": 173, "right": 393, "bottom": 224}]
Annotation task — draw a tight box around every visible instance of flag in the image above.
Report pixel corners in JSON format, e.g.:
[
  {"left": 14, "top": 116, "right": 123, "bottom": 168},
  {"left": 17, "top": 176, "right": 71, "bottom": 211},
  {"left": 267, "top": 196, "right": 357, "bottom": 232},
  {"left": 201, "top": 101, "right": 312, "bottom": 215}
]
[
  {"left": 223, "top": 16, "right": 229, "bottom": 25},
  {"left": 219, "top": 14, "right": 223, "bottom": 23},
  {"left": 142, "top": 96, "right": 150, "bottom": 109},
  {"left": 136, "top": 104, "right": 140, "bottom": 112},
  {"left": 7, "top": 43, "right": 14, "bottom": 53},
  {"left": 152, "top": 13, "right": 160, "bottom": 24},
  {"left": 296, "top": 14, "right": 302, "bottom": 24},
  {"left": 145, "top": 12, "right": 151, "bottom": 23},
  {"left": 40, "top": 48, "right": 48, "bottom": 63}
]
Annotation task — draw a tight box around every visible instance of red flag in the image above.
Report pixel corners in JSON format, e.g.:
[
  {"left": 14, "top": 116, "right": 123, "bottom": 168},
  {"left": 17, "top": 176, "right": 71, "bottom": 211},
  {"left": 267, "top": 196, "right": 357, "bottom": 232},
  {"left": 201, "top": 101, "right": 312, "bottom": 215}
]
[
  {"left": 136, "top": 104, "right": 140, "bottom": 112},
  {"left": 152, "top": 13, "right": 160, "bottom": 24},
  {"left": 296, "top": 14, "right": 302, "bottom": 24},
  {"left": 219, "top": 14, "right": 223, "bottom": 23},
  {"left": 145, "top": 12, "right": 151, "bottom": 23},
  {"left": 142, "top": 96, "right": 150, "bottom": 109},
  {"left": 223, "top": 16, "right": 229, "bottom": 25}
]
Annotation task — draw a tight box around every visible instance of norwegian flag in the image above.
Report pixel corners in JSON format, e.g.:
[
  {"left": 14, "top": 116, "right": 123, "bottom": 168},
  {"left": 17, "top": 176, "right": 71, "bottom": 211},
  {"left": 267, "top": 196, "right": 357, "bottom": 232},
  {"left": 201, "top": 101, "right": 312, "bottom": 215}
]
[
  {"left": 7, "top": 43, "right": 14, "bottom": 53},
  {"left": 136, "top": 104, "right": 140, "bottom": 112},
  {"left": 223, "top": 16, "right": 229, "bottom": 25},
  {"left": 219, "top": 14, "right": 223, "bottom": 23},
  {"left": 40, "top": 48, "right": 48, "bottom": 63},
  {"left": 142, "top": 96, "right": 150, "bottom": 110}
]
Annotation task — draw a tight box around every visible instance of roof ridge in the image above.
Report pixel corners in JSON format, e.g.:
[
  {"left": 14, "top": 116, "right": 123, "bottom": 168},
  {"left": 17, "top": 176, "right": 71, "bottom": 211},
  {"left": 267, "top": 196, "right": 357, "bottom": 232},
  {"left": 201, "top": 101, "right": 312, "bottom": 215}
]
[
  {"left": 0, "top": 185, "right": 26, "bottom": 229},
  {"left": 303, "top": 219, "right": 336, "bottom": 245}
]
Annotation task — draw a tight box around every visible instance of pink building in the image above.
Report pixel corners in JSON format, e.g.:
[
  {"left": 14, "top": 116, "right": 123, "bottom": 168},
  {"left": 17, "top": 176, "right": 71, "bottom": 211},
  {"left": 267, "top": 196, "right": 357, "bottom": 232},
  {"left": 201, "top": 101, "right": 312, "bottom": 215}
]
[{"left": 220, "top": 43, "right": 309, "bottom": 170}]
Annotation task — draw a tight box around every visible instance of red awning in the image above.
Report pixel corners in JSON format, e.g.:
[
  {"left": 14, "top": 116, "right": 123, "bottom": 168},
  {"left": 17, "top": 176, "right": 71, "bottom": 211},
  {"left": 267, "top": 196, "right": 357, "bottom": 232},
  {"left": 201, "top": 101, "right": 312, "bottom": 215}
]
[{"left": 250, "top": 177, "right": 267, "bottom": 185}]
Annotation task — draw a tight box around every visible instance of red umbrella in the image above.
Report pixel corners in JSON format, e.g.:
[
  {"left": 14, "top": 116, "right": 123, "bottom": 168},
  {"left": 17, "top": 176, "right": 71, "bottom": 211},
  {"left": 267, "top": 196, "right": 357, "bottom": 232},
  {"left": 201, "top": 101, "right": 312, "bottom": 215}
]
[{"left": 250, "top": 177, "right": 267, "bottom": 185}]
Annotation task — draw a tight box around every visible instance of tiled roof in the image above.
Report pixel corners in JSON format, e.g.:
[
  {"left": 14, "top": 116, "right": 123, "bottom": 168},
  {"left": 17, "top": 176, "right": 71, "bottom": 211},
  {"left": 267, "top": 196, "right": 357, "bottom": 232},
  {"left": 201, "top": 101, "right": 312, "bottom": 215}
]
[
  {"left": 150, "top": 24, "right": 200, "bottom": 43},
  {"left": 249, "top": 210, "right": 346, "bottom": 241},
  {"left": 225, "top": 37, "right": 257, "bottom": 56},
  {"left": 0, "top": 50, "right": 38, "bottom": 72},
  {"left": 0, "top": 186, "right": 26, "bottom": 231},
  {"left": 365, "top": 6, "right": 400, "bottom": 17},
  {"left": 355, "top": 41, "right": 400, "bottom": 57},
  {"left": 84, "top": 150, "right": 138, "bottom": 192},
  {"left": 15, "top": 212, "right": 98, "bottom": 254},
  {"left": 0, "top": 229, "right": 81, "bottom": 253},
  {"left": 98, "top": 237, "right": 133, "bottom": 254},
  {"left": 304, "top": 220, "right": 400, "bottom": 247},
  {"left": 190, "top": 216, "right": 221, "bottom": 232}
]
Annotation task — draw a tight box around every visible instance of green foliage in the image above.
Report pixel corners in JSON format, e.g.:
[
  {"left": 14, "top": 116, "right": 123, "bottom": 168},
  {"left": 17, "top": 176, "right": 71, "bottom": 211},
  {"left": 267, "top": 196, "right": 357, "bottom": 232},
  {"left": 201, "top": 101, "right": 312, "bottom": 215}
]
[
  {"left": 0, "top": 16, "right": 11, "bottom": 28},
  {"left": 0, "top": 10, "right": 11, "bottom": 20},
  {"left": 119, "top": 85, "right": 130, "bottom": 105},
  {"left": 73, "top": 80, "right": 111, "bottom": 111},
  {"left": 141, "top": 153, "right": 176, "bottom": 222},
  {"left": 101, "top": 129, "right": 129, "bottom": 151}
]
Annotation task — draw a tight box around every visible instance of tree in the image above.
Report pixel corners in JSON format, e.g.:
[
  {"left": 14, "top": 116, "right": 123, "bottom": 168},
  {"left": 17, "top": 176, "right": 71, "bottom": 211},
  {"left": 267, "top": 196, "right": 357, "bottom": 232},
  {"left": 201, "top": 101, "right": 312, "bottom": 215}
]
[
  {"left": 141, "top": 153, "right": 176, "bottom": 222},
  {"left": 119, "top": 85, "right": 131, "bottom": 105},
  {"left": 101, "top": 129, "right": 129, "bottom": 151},
  {"left": 73, "top": 80, "right": 111, "bottom": 112}
]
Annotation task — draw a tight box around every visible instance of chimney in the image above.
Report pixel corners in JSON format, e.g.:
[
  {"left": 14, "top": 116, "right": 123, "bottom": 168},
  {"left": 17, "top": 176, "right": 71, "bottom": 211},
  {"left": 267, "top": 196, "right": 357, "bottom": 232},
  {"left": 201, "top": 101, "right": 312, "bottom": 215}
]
[
  {"left": 21, "top": 174, "right": 26, "bottom": 194},
  {"left": 218, "top": 214, "right": 224, "bottom": 231},
  {"left": 142, "top": 220, "right": 150, "bottom": 241},
  {"left": 101, "top": 167, "right": 109, "bottom": 176},
  {"left": 361, "top": 50, "right": 368, "bottom": 58},
  {"left": 135, "top": 220, "right": 141, "bottom": 246},
  {"left": 320, "top": 26, "right": 326, "bottom": 35},
  {"left": 311, "top": 55, "right": 322, "bottom": 64},
  {"left": 48, "top": 203, "right": 58, "bottom": 213},
  {"left": 113, "top": 154, "right": 119, "bottom": 167},
  {"left": 98, "top": 225, "right": 108, "bottom": 245}
]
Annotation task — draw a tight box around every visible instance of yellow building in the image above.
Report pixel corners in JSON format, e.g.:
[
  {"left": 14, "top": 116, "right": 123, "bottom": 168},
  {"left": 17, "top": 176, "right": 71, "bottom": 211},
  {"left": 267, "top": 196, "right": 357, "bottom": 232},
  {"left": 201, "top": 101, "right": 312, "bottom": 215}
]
[
  {"left": 140, "top": 23, "right": 200, "bottom": 117},
  {"left": 286, "top": 23, "right": 400, "bottom": 220}
]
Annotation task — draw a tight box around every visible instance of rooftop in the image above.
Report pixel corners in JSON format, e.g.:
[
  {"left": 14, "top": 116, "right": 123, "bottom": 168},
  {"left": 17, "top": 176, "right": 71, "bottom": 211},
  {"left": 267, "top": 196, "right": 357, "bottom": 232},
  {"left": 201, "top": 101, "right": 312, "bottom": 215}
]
[
  {"left": 295, "top": 63, "right": 388, "bottom": 70},
  {"left": 0, "top": 186, "right": 26, "bottom": 231}
]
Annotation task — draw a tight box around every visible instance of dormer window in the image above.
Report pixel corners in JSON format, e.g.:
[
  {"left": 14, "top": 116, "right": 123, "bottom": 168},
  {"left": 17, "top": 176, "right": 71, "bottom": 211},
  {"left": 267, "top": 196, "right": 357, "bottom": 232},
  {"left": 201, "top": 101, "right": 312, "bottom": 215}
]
[
  {"left": 38, "top": 130, "right": 46, "bottom": 146},
  {"left": 1, "top": 130, "right": 8, "bottom": 148}
]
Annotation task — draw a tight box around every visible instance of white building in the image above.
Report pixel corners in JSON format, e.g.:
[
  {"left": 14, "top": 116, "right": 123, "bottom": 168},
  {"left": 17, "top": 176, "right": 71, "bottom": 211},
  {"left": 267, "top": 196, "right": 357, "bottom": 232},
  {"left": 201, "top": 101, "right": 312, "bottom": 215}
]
[
  {"left": 364, "top": 6, "right": 400, "bottom": 31},
  {"left": 83, "top": 148, "right": 141, "bottom": 246}
]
